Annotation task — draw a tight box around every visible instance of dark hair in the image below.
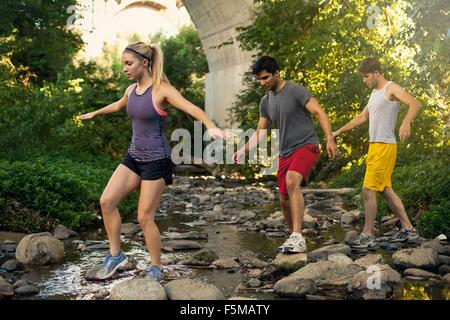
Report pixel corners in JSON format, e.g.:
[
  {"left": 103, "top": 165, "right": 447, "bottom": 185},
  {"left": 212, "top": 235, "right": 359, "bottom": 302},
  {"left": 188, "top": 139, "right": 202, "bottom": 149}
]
[
  {"left": 358, "top": 57, "right": 382, "bottom": 74},
  {"left": 252, "top": 56, "right": 279, "bottom": 75}
]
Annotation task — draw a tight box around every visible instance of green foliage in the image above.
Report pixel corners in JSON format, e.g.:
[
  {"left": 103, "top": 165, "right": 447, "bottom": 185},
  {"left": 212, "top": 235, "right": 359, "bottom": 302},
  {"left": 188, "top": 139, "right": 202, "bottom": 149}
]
[
  {"left": 0, "top": 157, "right": 139, "bottom": 231},
  {"left": 0, "top": 0, "right": 83, "bottom": 83}
]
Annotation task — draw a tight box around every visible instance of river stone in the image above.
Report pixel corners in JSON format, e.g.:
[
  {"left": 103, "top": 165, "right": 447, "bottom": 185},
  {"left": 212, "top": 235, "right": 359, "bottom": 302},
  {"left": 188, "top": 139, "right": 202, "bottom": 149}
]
[
  {"left": 287, "top": 260, "right": 363, "bottom": 286},
  {"left": 308, "top": 244, "right": 351, "bottom": 262},
  {"left": 274, "top": 278, "right": 316, "bottom": 298},
  {"left": 181, "top": 249, "right": 219, "bottom": 266},
  {"left": 392, "top": 248, "right": 439, "bottom": 270},
  {"left": 162, "top": 231, "right": 208, "bottom": 241},
  {"left": 354, "top": 254, "right": 384, "bottom": 269},
  {"left": 53, "top": 224, "right": 78, "bottom": 240},
  {"left": 238, "top": 210, "right": 256, "bottom": 223},
  {"left": 271, "top": 253, "right": 308, "bottom": 273},
  {"left": 1, "top": 260, "right": 18, "bottom": 272},
  {"left": 13, "top": 279, "right": 29, "bottom": 289},
  {"left": 344, "top": 231, "right": 359, "bottom": 244},
  {"left": 237, "top": 251, "right": 268, "bottom": 268},
  {"left": 15, "top": 232, "right": 64, "bottom": 265},
  {"left": 442, "top": 274, "right": 450, "bottom": 283},
  {"left": 347, "top": 264, "right": 401, "bottom": 300},
  {"left": 165, "top": 279, "right": 224, "bottom": 300},
  {"left": 212, "top": 258, "right": 240, "bottom": 269},
  {"left": 327, "top": 253, "right": 353, "bottom": 265},
  {"left": 0, "top": 277, "right": 14, "bottom": 297},
  {"left": 162, "top": 240, "right": 202, "bottom": 251},
  {"left": 120, "top": 223, "right": 140, "bottom": 235},
  {"left": 420, "top": 240, "right": 447, "bottom": 255},
  {"left": 404, "top": 268, "right": 440, "bottom": 279},
  {"left": 438, "top": 255, "right": 450, "bottom": 265},
  {"left": 15, "top": 285, "right": 40, "bottom": 296},
  {"left": 110, "top": 278, "right": 167, "bottom": 300}
]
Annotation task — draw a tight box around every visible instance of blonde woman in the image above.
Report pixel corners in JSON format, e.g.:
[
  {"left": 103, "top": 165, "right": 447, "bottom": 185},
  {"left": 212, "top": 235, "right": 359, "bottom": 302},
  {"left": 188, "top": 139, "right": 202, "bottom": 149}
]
[{"left": 80, "top": 42, "right": 226, "bottom": 281}]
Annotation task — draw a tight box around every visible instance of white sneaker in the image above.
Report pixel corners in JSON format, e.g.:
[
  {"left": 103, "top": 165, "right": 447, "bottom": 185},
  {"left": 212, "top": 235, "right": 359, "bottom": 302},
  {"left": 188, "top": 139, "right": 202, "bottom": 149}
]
[{"left": 277, "top": 234, "right": 307, "bottom": 253}]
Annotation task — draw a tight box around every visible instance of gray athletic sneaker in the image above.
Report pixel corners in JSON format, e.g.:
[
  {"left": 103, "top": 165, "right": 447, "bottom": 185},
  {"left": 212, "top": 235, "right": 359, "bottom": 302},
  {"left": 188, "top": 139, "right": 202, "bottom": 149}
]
[
  {"left": 350, "top": 233, "right": 377, "bottom": 249},
  {"left": 388, "top": 228, "right": 419, "bottom": 243},
  {"left": 95, "top": 251, "right": 128, "bottom": 280}
]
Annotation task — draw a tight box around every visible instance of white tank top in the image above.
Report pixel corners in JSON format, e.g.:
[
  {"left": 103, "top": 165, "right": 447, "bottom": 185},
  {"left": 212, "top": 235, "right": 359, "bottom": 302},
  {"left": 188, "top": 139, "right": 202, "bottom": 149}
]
[{"left": 368, "top": 81, "right": 399, "bottom": 144}]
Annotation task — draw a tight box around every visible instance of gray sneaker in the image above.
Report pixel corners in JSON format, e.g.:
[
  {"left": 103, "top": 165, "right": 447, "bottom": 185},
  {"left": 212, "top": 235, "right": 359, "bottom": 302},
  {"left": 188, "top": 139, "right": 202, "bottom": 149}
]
[
  {"left": 388, "top": 228, "right": 419, "bottom": 243},
  {"left": 95, "top": 251, "right": 128, "bottom": 280},
  {"left": 350, "top": 233, "right": 377, "bottom": 249}
]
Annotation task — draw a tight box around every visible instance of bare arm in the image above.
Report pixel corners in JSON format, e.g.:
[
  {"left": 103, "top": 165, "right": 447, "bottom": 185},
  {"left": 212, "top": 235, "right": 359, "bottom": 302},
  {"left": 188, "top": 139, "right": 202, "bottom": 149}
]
[
  {"left": 333, "top": 106, "right": 369, "bottom": 137},
  {"left": 389, "top": 83, "right": 421, "bottom": 141},
  {"left": 233, "top": 117, "right": 270, "bottom": 163},
  {"left": 161, "top": 83, "right": 226, "bottom": 139},
  {"left": 305, "top": 97, "right": 339, "bottom": 159},
  {"left": 80, "top": 84, "right": 134, "bottom": 119}
]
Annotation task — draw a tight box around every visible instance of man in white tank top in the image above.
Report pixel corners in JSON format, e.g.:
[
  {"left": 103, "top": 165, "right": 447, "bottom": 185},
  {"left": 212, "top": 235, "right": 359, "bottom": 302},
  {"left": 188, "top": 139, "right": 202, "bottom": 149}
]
[{"left": 333, "top": 57, "right": 421, "bottom": 249}]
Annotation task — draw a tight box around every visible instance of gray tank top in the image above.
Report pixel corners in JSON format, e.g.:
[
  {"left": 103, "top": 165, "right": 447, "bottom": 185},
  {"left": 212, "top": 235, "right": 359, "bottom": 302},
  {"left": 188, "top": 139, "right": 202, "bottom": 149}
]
[
  {"left": 126, "top": 85, "right": 171, "bottom": 162},
  {"left": 368, "top": 81, "right": 399, "bottom": 144}
]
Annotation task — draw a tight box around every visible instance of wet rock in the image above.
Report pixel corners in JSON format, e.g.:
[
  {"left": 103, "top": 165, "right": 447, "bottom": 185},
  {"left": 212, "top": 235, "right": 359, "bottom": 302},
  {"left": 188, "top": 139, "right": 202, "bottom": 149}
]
[
  {"left": 162, "top": 240, "right": 202, "bottom": 251},
  {"left": 85, "top": 265, "right": 105, "bottom": 281},
  {"left": 303, "top": 214, "right": 317, "bottom": 229},
  {"left": 340, "top": 210, "right": 361, "bottom": 225},
  {"left": 274, "top": 278, "right": 316, "bottom": 298},
  {"left": 320, "top": 221, "right": 333, "bottom": 230},
  {"left": 16, "top": 232, "right": 64, "bottom": 265},
  {"left": 381, "top": 218, "right": 399, "bottom": 227},
  {"left": 308, "top": 244, "right": 352, "bottom": 262},
  {"left": 228, "top": 296, "right": 258, "bottom": 300},
  {"left": 238, "top": 211, "right": 256, "bottom": 223},
  {"left": 327, "top": 211, "right": 344, "bottom": 223},
  {"left": 347, "top": 264, "right": 401, "bottom": 300},
  {"left": 438, "top": 264, "right": 450, "bottom": 275},
  {"left": 258, "top": 265, "right": 286, "bottom": 281},
  {"left": 245, "top": 278, "right": 262, "bottom": 288},
  {"left": 354, "top": 254, "right": 384, "bottom": 269},
  {"left": 1, "top": 260, "right": 18, "bottom": 272},
  {"left": 327, "top": 253, "right": 353, "bottom": 265},
  {"left": 271, "top": 253, "right": 308, "bottom": 273},
  {"left": 194, "top": 194, "right": 210, "bottom": 203},
  {"left": 286, "top": 260, "right": 363, "bottom": 286},
  {"left": 181, "top": 249, "right": 219, "bottom": 266},
  {"left": 392, "top": 248, "right": 439, "bottom": 270},
  {"left": 53, "top": 224, "right": 78, "bottom": 240},
  {"left": 83, "top": 243, "right": 110, "bottom": 251},
  {"left": 165, "top": 279, "right": 225, "bottom": 300},
  {"left": 110, "top": 278, "right": 167, "bottom": 300},
  {"left": 0, "top": 277, "right": 14, "bottom": 297},
  {"left": 344, "top": 231, "right": 359, "bottom": 244},
  {"left": 162, "top": 231, "right": 208, "bottom": 241},
  {"left": 438, "top": 255, "right": 450, "bottom": 265},
  {"left": 120, "top": 223, "right": 140, "bottom": 235},
  {"left": 212, "top": 258, "right": 240, "bottom": 269},
  {"left": 307, "top": 199, "right": 334, "bottom": 211},
  {"left": 266, "top": 232, "right": 287, "bottom": 238},
  {"left": 15, "top": 285, "right": 40, "bottom": 296},
  {"left": 238, "top": 251, "right": 268, "bottom": 268},
  {"left": 1, "top": 243, "right": 17, "bottom": 255},
  {"left": 442, "top": 274, "right": 450, "bottom": 283},
  {"left": 12, "top": 279, "right": 29, "bottom": 289},
  {"left": 420, "top": 240, "right": 447, "bottom": 255},
  {"left": 404, "top": 268, "right": 440, "bottom": 279}
]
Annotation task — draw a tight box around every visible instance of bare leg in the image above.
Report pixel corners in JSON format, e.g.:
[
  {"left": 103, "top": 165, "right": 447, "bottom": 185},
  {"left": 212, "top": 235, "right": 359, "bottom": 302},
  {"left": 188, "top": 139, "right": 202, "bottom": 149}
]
[
  {"left": 100, "top": 164, "right": 141, "bottom": 256},
  {"left": 285, "top": 171, "right": 304, "bottom": 233},
  {"left": 380, "top": 187, "right": 414, "bottom": 230},
  {"left": 280, "top": 194, "right": 293, "bottom": 232},
  {"left": 138, "top": 178, "right": 166, "bottom": 267},
  {"left": 362, "top": 187, "right": 377, "bottom": 235}
]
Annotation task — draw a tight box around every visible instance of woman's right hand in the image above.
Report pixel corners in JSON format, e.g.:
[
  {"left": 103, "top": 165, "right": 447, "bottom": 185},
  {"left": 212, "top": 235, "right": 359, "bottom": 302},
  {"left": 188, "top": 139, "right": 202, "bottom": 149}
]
[{"left": 79, "top": 112, "right": 96, "bottom": 120}]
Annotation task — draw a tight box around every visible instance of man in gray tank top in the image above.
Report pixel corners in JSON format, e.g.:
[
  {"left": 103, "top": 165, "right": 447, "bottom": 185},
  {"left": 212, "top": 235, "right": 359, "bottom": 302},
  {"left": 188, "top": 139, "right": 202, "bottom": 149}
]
[{"left": 333, "top": 57, "right": 421, "bottom": 249}]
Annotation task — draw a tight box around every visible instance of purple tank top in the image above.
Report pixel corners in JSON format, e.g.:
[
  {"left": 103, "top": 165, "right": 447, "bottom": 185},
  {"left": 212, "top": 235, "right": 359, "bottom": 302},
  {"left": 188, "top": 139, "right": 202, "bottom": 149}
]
[{"left": 126, "top": 85, "right": 171, "bottom": 162}]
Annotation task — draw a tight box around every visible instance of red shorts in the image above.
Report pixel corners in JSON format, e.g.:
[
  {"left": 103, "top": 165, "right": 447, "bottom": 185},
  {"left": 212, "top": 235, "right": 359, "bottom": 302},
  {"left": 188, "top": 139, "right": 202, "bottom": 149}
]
[{"left": 277, "top": 144, "right": 320, "bottom": 196}]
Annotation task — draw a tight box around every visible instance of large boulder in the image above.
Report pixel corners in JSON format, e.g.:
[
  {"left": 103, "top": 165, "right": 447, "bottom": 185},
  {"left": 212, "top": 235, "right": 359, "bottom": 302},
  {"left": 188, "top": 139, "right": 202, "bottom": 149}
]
[
  {"left": 392, "top": 248, "right": 439, "bottom": 270},
  {"left": 110, "top": 278, "right": 167, "bottom": 300},
  {"left": 165, "top": 279, "right": 224, "bottom": 300},
  {"left": 15, "top": 233, "right": 64, "bottom": 265},
  {"left": 347, "top": 264, "right": 401, "bottom": 300}
]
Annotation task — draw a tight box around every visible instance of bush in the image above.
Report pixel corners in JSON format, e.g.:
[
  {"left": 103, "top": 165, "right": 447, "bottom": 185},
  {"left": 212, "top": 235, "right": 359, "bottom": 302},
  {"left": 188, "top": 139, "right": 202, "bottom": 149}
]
[{"left": 0, "top": 157, "right": 139, "bottom": 231}]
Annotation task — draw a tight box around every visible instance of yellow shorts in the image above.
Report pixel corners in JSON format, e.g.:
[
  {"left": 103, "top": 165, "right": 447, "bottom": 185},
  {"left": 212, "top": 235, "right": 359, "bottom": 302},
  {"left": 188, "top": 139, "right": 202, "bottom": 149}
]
[{"left": 363, "top": 143, "right": 397, "bottom": 192}]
